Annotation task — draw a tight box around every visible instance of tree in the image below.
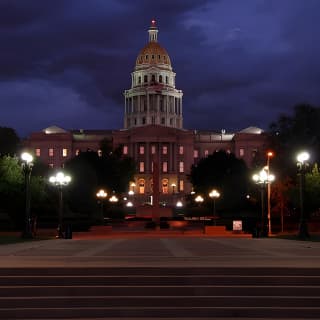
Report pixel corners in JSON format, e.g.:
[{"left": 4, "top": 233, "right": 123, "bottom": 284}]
[
  {"left": 65, "top": 147, "right": 136, "bottom": 216},
  {"left": 269, "top": 104, "right": 320, "bottom": 227},
  {"left": 189, "top": 150, "right": 249, "bottom": 211},
  {"left": 270, "top": 104, "right": 320, "bottom": 177},
  {"left": 0, "top": 127, "right": 20, "bottom": 156},
  {"left": 303, "top": 163, "right": 320, "bottom": 215},
  {"left": 0, "top": 155, "right": 48, "bottom": 229}
]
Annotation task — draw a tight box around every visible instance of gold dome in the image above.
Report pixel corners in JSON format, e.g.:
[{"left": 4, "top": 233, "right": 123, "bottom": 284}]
[{"left": 136, "top": 42, "right": 171, "bottom": 67}]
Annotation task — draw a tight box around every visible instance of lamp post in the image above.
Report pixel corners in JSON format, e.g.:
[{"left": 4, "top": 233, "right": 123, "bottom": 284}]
[
  {"left": 209, "top": 189, "right": 220, "bottom": 225},
  {"left": 49, "top": 172, "right": 71, "bottom": 238},
  {"left": 96, "top": 189, "right": 107, "bottom": 222},
  {"left": 21, "top": 152, "right": 33, "bottom": 238},
  {"left": 266, "top": 151, "right": 274, "bottom": 236},
  {"left": 297, "top": 151, "right": 310, "bottom": 239},
  {"left": 195, "top": 195, "right": 204, "bottom": 232},
  {"left": 253, "top": 168, "right": 275, "bottom": 237}
]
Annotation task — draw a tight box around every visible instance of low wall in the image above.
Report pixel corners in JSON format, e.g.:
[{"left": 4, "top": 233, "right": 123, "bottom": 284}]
[
  {"left": 204, "top": 226, "right": 227, "bottom": 235},
  {"left": 136, "top": 206, "right": 173, "bottom": 218}
]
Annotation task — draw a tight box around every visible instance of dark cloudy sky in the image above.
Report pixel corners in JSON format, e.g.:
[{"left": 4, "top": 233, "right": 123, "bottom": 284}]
[{"left": 1, "top": 0, "right": 319, "bottom": 138}]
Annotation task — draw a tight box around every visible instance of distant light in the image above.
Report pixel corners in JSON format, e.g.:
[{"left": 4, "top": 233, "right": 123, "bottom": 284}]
[
  {"left": 176, "top": 201, "right": 183, "bottom": 208},
  {"left": 126, "top": 201, "right": 133, "bottom": 207},
  {"left": 109, "top": 195, "right": 118, "bottom": 203},
  {"left": 96, "top": 189, "right": 107, "bottom": 198}
]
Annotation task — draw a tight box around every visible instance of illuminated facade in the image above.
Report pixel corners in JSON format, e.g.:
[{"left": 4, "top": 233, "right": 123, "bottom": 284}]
[{"left": 25, "top": 21, "right": 268, "bottom": 206}]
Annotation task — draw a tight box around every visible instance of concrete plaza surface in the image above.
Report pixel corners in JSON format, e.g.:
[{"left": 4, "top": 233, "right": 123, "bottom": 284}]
[
  {"left": 1, "top": 235, "right": 320, "bottom": 320},
  {"left": 0, "top": 235, "right": 320, "bottom": 268}
]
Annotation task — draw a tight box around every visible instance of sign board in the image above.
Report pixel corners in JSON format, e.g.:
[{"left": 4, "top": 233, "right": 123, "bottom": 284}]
[{"left": 233, "top": 220, "right": 242, "bottom": 231}]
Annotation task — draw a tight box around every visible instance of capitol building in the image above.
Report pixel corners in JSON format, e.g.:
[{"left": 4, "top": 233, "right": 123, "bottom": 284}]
[{"left": 25, "top": 21, "right": 267, "bottom": 205}]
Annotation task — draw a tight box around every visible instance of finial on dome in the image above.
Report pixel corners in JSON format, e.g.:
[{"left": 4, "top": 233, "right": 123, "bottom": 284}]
[{"left": 148, "top": 19, "right": 158, "bottom": 42}]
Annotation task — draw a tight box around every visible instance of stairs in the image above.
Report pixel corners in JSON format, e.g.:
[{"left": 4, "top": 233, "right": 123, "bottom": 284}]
[{"left": 0, "top": 267, "right": 320, "bottom": 319}]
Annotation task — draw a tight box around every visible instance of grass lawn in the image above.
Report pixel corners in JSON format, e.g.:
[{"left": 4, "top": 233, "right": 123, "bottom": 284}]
[
  {"left": 0, "top": 234, "right": 51, "bottom": 245},
  {"left": 276, "top": 233, "right": 320, "bottom": 242}
]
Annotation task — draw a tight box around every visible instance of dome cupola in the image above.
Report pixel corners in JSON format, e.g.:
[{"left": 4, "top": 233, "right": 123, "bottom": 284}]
[
  {"left": 124, "top": 20, "right": 183, "bottom": 130},
  {"left": 135, "top": 20, "right": 171, "bottom": 70}
]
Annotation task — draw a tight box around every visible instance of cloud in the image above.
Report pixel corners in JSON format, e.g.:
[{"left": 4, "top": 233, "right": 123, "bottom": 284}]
[{"left": 1, "top": 0, "right": 320, "bottom": 137}]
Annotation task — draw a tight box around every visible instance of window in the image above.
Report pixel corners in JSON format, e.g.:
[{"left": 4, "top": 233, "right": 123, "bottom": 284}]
[
  {"left": 139, "top": 161, "right": 145, "bottom": 173},
  {"left": 139, "top": 145, "right": 145, "bottom": 155},
  {"left": 151, "top": 74, "right": 155, "bottom": 82},
  {"left": 179, "top": 161, "right": 184, "bottom": 173},
  {"left": 138, "top": 76, "right": 141, "bottom": 84},
  {"left": 179, "top": 180, "right": 184, "bottom": 192},
  {"left": 134, "top": 118, "right": 137, "bottom": 125},
  {"left": 144, "top": 75, "right": 148, "bottom": 83},
  {"left": 145, "top": 55, "right": 148, "bottom": 60},
  {"left": 162, "top": 161, "right": 168, "bottom": 173},
  {"left": 49, "top": 148, "right": 54, "bottom": 157},
  {"left": 204, "top": 150, "right": 209, "bottom": 157},
  {"left": 159, "top": 75, "right": 163, "bottom": 83},
  {"left": 142, "top": 117, "right": 146, "bottom": 124},
  {"left": 166, "top": 76, "right": 168, "bottom": 84},
  {"left": 62, "top": 149, "right": 68, "bottom": 157},
  {"left": 162, "top": 179, "right": 168, "bottom": 194},
  {"left": 139, "top": 179, "right": 145, "bottom": 194},
  {"left": 193, "top": 150, "right": 199, "bottom": 158},
  {"left": 179, "top": 146, "right": 184, "bottom": 155},
  {"left": 162, "top": 145, "right": 168, "bottom": 154},
  {"left": 239, "top": 148, "right": 245, "bottom": 157},
  {"left": 123, "top": 145, "right": 128, "bottom": 155},
  {"left": 151, "top": 145, "right": 156, "bottom": 154},
  {"left": 161, "top": 118, "right": 165, "bottom": 125},
  {"left": 252, "top": 148, "right": 258, "bottom": 158},
  {"left": 35, "top": 148, "right": 40, "bottom": 157}
]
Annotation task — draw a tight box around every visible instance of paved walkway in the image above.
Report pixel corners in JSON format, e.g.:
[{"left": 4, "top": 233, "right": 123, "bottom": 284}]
[{"left": 0, "top": 235, "right": 319, "bottom": 268}]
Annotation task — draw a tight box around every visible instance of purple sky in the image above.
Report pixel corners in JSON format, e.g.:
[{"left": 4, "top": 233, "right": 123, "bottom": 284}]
[{"left": 1, "top": 0, "right": 319, "bottom": 138}]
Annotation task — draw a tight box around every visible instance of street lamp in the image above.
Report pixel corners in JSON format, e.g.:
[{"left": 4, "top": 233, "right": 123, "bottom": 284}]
[
  {"left": 253, "top": 168, "right": 275, "bottom": 236},
  {"left": 49, "top": 171, "right": 71, "bottom": 238},
  {"left": 21, "top": 152, "right": 33, "bottom": 238},
  {"left": 109, "top": 195, "right": 119, "bottom": 203},
  {"left": 96, "top": 189, "right": 107, "bottom": 222},
  {"left": 266, "top": 151, "right": 274, "bottom": 236},
  {"left": 209, "top": 189, "right": 220, "bottom": 225},
  {"left": 195, "top": 195, "right": 205, "bottom": 232},
  {"left": 195, "top": 195, "right": 204, "bottom": 205},
  {"left": 297, "top": 151, "right": 310, "bottom": 239}
]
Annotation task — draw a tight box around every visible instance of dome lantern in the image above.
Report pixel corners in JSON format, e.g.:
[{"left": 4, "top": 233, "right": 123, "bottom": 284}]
[{"left": 148, "top": 19, "right": 158, "bottom": 42}]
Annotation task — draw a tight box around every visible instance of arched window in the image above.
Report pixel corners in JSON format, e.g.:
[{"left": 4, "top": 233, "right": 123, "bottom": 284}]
[
  {"left": 162, "top": 179, "right": 168, "bottom": 194},
  {"left": 151, "top": 74, "right": 156, "bottom": 83},
  {"left": 159, "top": 75, "right": 163, "bottom": 83},
  {"left": 139, "top": 179, "right": 145, "bottom": 194},
  {"left": 144, "top": 75, "right": 148, "bottom": 83}
]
